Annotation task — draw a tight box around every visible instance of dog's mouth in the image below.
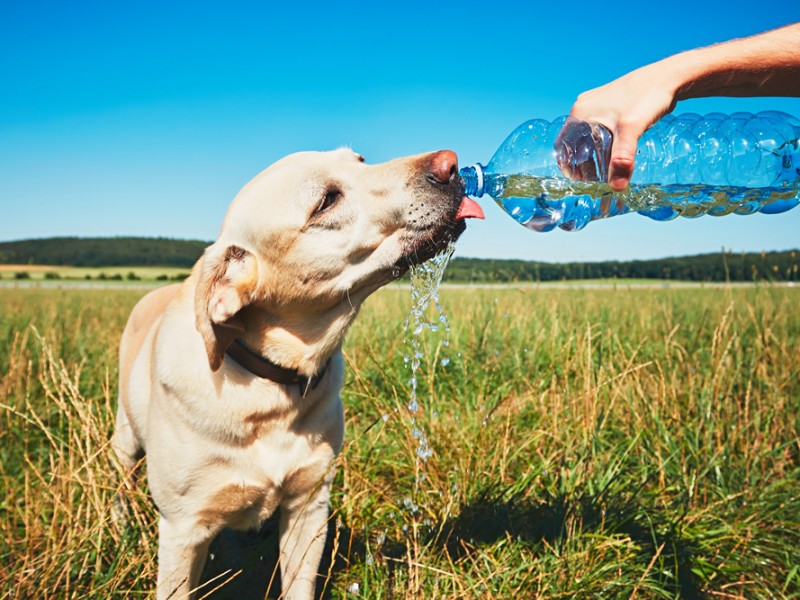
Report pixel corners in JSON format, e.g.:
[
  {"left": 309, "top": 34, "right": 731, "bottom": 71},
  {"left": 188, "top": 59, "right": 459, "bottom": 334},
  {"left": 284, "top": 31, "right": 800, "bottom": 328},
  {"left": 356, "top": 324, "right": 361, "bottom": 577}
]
[{"left": 395, "top": 195, "right": 484, "bottom": 272}]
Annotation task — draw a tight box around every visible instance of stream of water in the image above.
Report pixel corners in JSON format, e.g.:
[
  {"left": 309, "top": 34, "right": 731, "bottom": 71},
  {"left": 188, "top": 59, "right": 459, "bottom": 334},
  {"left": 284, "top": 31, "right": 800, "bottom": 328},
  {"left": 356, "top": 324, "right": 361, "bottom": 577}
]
[{"left": 403, "top": 241, "right": 455, "bottom": 464}]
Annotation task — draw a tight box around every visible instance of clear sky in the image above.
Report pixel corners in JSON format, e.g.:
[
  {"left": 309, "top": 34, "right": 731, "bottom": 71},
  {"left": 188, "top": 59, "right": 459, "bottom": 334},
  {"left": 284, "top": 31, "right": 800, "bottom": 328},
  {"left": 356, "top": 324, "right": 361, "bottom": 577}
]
[{"left": 1, "top": 0, "right": 798, "bottom": 262}]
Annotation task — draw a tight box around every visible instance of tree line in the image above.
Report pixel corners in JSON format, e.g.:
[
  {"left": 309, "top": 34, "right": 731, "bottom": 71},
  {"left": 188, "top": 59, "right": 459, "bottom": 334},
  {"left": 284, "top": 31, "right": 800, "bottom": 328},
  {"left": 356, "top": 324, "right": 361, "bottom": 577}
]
[
  {"left": 442, "top": 250, "right": 800, "bottom": 283},
  {"left": 0, "top": 237, "right": 797, "bottom": 282},
  {"left": 0, "top": 237, "right": 209, "bottom": 268}
]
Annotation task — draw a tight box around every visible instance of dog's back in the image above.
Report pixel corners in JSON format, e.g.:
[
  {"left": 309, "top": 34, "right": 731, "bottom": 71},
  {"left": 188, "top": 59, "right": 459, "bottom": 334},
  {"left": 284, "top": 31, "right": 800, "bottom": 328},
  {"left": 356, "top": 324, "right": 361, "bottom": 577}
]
[{"left": 115, "top": 283, "right": 181, "bottom": 466}]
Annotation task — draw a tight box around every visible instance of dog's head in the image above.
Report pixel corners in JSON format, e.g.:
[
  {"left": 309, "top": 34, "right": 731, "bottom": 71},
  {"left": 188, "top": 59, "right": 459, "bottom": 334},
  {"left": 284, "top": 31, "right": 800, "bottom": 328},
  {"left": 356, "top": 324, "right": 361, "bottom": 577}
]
[{"left": 194, "top": 148, "right": 483, "bottom": 372}]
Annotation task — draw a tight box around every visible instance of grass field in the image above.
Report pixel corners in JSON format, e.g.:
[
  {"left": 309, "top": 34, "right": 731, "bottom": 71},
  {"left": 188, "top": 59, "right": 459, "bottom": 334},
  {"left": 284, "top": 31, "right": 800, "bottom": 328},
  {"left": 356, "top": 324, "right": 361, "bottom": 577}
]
[{"left": 1, "top": 284, "right": 799, "bottom": 598}]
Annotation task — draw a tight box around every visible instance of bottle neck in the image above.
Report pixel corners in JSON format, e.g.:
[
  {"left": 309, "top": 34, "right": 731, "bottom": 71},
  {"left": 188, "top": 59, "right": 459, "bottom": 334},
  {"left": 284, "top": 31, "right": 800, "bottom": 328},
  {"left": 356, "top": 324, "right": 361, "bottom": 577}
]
[{"left": 459, "top": 164, "right": 485, "bottom": 197}]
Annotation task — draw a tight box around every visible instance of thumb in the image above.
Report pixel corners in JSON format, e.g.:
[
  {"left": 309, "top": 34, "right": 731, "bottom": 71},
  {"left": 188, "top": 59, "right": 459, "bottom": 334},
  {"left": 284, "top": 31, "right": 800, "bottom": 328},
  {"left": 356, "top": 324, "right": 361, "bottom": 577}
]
[{"left": 608, "top": 125, "right": 640, "bottom": 191}]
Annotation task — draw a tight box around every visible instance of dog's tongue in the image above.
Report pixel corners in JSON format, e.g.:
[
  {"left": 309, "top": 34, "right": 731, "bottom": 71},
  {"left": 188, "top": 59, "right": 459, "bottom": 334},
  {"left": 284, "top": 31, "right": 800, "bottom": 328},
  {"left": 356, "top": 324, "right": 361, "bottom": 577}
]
[{"left": 455, "top": 196, "right": 485, "bottom": 220}]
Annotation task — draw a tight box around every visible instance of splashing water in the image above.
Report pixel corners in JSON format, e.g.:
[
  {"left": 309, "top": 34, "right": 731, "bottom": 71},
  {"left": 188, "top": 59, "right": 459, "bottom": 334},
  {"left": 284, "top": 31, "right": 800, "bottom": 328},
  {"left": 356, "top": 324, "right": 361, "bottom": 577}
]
[{"left": 402, "top": 240, "right": 456, "bottom": 463}]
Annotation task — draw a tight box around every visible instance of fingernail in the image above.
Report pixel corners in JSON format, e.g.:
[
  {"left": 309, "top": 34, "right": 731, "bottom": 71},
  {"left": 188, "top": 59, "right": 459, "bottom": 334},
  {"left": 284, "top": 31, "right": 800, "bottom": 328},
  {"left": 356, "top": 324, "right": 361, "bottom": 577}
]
[{"left": 609, "top": 176, "right": 628, "bottom": 191}]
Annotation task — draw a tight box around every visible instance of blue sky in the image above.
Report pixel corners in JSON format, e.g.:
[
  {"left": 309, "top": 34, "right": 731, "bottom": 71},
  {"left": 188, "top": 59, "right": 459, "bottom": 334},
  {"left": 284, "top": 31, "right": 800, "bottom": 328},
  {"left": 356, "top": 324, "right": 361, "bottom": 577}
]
[{"left": 1, "top": 0, "right": 798, "bottom": 262}]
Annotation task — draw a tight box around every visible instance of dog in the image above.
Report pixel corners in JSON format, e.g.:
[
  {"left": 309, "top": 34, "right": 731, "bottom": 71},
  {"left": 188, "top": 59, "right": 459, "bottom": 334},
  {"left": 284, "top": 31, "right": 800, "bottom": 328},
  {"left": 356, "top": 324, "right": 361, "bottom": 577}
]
[{"left": 111, "top": 148, "right": 484, "bottom": 599}]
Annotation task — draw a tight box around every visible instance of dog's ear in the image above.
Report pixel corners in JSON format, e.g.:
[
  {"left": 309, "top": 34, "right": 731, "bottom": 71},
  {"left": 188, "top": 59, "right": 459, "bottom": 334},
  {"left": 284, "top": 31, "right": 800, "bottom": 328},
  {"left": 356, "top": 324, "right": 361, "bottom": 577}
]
[{"left": 195, "top": 244, "right": 259, "bottom": 371}]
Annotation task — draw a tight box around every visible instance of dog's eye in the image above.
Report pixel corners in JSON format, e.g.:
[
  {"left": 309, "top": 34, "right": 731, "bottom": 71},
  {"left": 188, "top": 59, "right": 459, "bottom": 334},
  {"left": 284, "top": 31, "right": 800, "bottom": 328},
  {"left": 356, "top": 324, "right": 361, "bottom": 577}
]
[{"left": 315, "top": 188, "right": 342, "bottom": 216}]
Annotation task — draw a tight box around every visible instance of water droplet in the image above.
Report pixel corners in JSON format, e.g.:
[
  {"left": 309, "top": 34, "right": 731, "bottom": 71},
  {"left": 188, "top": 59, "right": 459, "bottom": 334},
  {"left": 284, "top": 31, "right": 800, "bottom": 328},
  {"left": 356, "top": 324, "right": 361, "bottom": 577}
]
[
  {"left": 416, "top": 439, "right": 433, "bottom": 460},
  {"left": 440, "top": 356, "right": 450, "bottom": 367}
]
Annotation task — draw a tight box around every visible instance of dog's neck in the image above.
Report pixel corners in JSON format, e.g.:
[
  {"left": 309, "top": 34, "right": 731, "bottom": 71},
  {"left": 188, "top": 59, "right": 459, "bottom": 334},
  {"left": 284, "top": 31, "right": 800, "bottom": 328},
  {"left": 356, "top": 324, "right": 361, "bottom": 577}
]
[{"left": 237, "top": 301, "right": 360, "bottom": 377}]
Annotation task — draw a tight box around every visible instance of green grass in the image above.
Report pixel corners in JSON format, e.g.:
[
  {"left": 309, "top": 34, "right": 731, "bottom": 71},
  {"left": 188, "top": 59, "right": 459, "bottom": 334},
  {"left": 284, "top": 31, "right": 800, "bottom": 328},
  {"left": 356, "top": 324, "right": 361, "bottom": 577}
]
[{"left": 1, "top": 285, "right": 799, "bottom": 598}]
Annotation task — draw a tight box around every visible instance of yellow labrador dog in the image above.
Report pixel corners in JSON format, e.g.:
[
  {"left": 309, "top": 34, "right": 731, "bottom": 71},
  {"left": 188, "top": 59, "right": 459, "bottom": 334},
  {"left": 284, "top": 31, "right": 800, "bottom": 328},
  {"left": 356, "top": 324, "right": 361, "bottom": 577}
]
[{"left": 111, "top": 148, "right": 484, "bottom": 599}]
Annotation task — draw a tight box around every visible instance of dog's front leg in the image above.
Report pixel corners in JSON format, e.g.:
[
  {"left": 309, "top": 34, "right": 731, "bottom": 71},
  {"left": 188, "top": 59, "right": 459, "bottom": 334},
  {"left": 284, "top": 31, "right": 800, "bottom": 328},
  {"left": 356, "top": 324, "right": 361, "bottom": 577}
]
[
  {"left": 278, "top": 484, "right": 332, "bottom": 600},
  {"left": 156, "top": 515, "right": 213, "bottom": 600}
]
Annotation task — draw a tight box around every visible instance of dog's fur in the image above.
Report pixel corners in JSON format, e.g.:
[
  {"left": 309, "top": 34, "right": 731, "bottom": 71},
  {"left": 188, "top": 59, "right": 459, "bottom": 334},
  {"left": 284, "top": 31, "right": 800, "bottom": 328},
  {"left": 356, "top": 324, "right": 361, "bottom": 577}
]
[{"left": 111, "top": 148, "right": 467, "bottom": 599}]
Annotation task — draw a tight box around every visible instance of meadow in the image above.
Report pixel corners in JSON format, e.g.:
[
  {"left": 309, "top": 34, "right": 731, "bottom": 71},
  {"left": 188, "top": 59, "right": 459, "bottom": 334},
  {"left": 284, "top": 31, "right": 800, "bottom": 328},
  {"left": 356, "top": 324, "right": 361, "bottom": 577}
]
[{"left": 1, "top": 283, "right": 798, "bottom": 598}]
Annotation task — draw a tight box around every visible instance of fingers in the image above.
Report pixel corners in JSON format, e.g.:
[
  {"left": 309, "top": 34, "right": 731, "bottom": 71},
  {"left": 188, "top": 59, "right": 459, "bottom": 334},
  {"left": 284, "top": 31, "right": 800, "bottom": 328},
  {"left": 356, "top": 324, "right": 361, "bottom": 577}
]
[
  {"left": 607, "top": 123, "right": 641, "bottom": 191},
  {"left": 564, "top": 65, "right": 678, "bottom": 191},
  {"left": 555, "top": 116, "right": 606, "bottom": 182}
]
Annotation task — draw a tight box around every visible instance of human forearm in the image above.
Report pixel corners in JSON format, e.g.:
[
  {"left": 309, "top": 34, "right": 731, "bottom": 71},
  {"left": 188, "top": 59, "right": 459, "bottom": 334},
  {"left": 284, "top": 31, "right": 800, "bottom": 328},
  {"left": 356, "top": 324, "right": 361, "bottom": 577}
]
[
  {"left": 564, "top": 22, "right": 800, "bottom": 190},
  {"left": 673, "top": 22, "right": 800, "bottom": 100}
]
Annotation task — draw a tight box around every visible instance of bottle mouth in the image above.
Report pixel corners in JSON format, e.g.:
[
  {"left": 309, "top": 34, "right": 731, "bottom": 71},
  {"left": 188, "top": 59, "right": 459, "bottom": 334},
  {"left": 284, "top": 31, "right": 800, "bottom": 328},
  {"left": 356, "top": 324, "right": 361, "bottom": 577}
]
[{"left": 459, "top": 164, "right": 485, "bottom": 197}]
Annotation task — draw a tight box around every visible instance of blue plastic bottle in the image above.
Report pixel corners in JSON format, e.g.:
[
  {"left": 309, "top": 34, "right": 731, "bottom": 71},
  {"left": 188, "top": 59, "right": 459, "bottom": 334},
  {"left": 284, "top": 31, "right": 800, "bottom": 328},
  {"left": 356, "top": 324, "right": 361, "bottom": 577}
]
[{"left": 459, "top": 112, "right": 800, "bottom": 232}]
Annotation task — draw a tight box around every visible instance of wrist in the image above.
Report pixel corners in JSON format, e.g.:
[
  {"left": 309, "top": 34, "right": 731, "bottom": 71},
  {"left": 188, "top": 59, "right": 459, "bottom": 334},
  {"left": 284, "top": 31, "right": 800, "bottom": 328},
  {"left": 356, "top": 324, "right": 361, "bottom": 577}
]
[{"left": 656, "top": 51, "right": 703, "bottom": 102}]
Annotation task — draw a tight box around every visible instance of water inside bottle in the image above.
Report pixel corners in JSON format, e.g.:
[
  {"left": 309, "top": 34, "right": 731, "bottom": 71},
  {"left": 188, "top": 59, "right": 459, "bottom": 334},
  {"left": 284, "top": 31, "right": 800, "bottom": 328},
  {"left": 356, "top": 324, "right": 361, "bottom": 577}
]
[{"left": 498, "top": 175, "right": 800, "bottom": 232}]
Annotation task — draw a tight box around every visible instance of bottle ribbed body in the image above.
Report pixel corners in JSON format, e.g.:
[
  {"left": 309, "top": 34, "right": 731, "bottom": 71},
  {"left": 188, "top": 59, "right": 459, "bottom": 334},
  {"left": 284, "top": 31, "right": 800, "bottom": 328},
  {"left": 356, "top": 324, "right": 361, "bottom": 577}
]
[{"left": 459, "top": 111, "right": 800, "bottom": 232}]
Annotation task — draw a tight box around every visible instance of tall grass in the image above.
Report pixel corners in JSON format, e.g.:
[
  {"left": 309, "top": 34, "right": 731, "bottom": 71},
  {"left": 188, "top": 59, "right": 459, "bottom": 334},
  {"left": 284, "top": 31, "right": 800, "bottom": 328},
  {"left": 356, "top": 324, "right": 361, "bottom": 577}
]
[{"left": 1, "top": 285, "right": 798, "bottom": 598}]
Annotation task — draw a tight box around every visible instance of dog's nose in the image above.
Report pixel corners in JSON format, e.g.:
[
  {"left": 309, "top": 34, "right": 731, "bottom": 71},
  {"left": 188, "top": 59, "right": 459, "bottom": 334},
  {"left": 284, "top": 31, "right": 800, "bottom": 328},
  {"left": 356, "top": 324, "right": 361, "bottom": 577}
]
[{"left": 427, "top": 150, "right": 458, "bottom": 185}]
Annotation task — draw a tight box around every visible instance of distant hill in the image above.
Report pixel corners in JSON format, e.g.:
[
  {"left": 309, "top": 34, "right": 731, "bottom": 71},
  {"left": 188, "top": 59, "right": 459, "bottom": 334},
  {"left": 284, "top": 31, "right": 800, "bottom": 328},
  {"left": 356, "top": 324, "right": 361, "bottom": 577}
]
[
  {"left": 0, "top": 237, "right": 210, "bottom": 268},
  {"left": 0, "top": 237, "right": 797, "bottom": 283}
]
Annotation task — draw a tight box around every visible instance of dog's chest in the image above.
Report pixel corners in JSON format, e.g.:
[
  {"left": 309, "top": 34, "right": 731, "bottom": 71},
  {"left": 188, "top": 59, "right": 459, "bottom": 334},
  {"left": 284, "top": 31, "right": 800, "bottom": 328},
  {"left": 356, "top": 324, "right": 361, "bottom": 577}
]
[
  {"left": 198, "top": 426, "right": 334, "bottom": 531},
  {"left": 248, "top": 427, "right": 316, "bottom": 480}
]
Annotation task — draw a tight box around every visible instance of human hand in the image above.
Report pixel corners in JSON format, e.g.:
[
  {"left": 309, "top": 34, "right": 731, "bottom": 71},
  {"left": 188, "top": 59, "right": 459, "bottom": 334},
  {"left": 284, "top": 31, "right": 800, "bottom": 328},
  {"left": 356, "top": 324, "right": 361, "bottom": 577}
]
[
  {"left": 561, "top": 60, "right": 680, "bottom": 191},
  {"left": 557, "top": 23, "right": 800, "bottom": 191}
]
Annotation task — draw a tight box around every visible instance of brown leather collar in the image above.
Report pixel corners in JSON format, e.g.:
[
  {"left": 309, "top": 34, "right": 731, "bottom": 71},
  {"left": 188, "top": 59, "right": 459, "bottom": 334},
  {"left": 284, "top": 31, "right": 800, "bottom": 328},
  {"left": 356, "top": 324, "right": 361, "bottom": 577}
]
[{"left": 225, "top": 338, "right": 329, "bottom": 395}]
